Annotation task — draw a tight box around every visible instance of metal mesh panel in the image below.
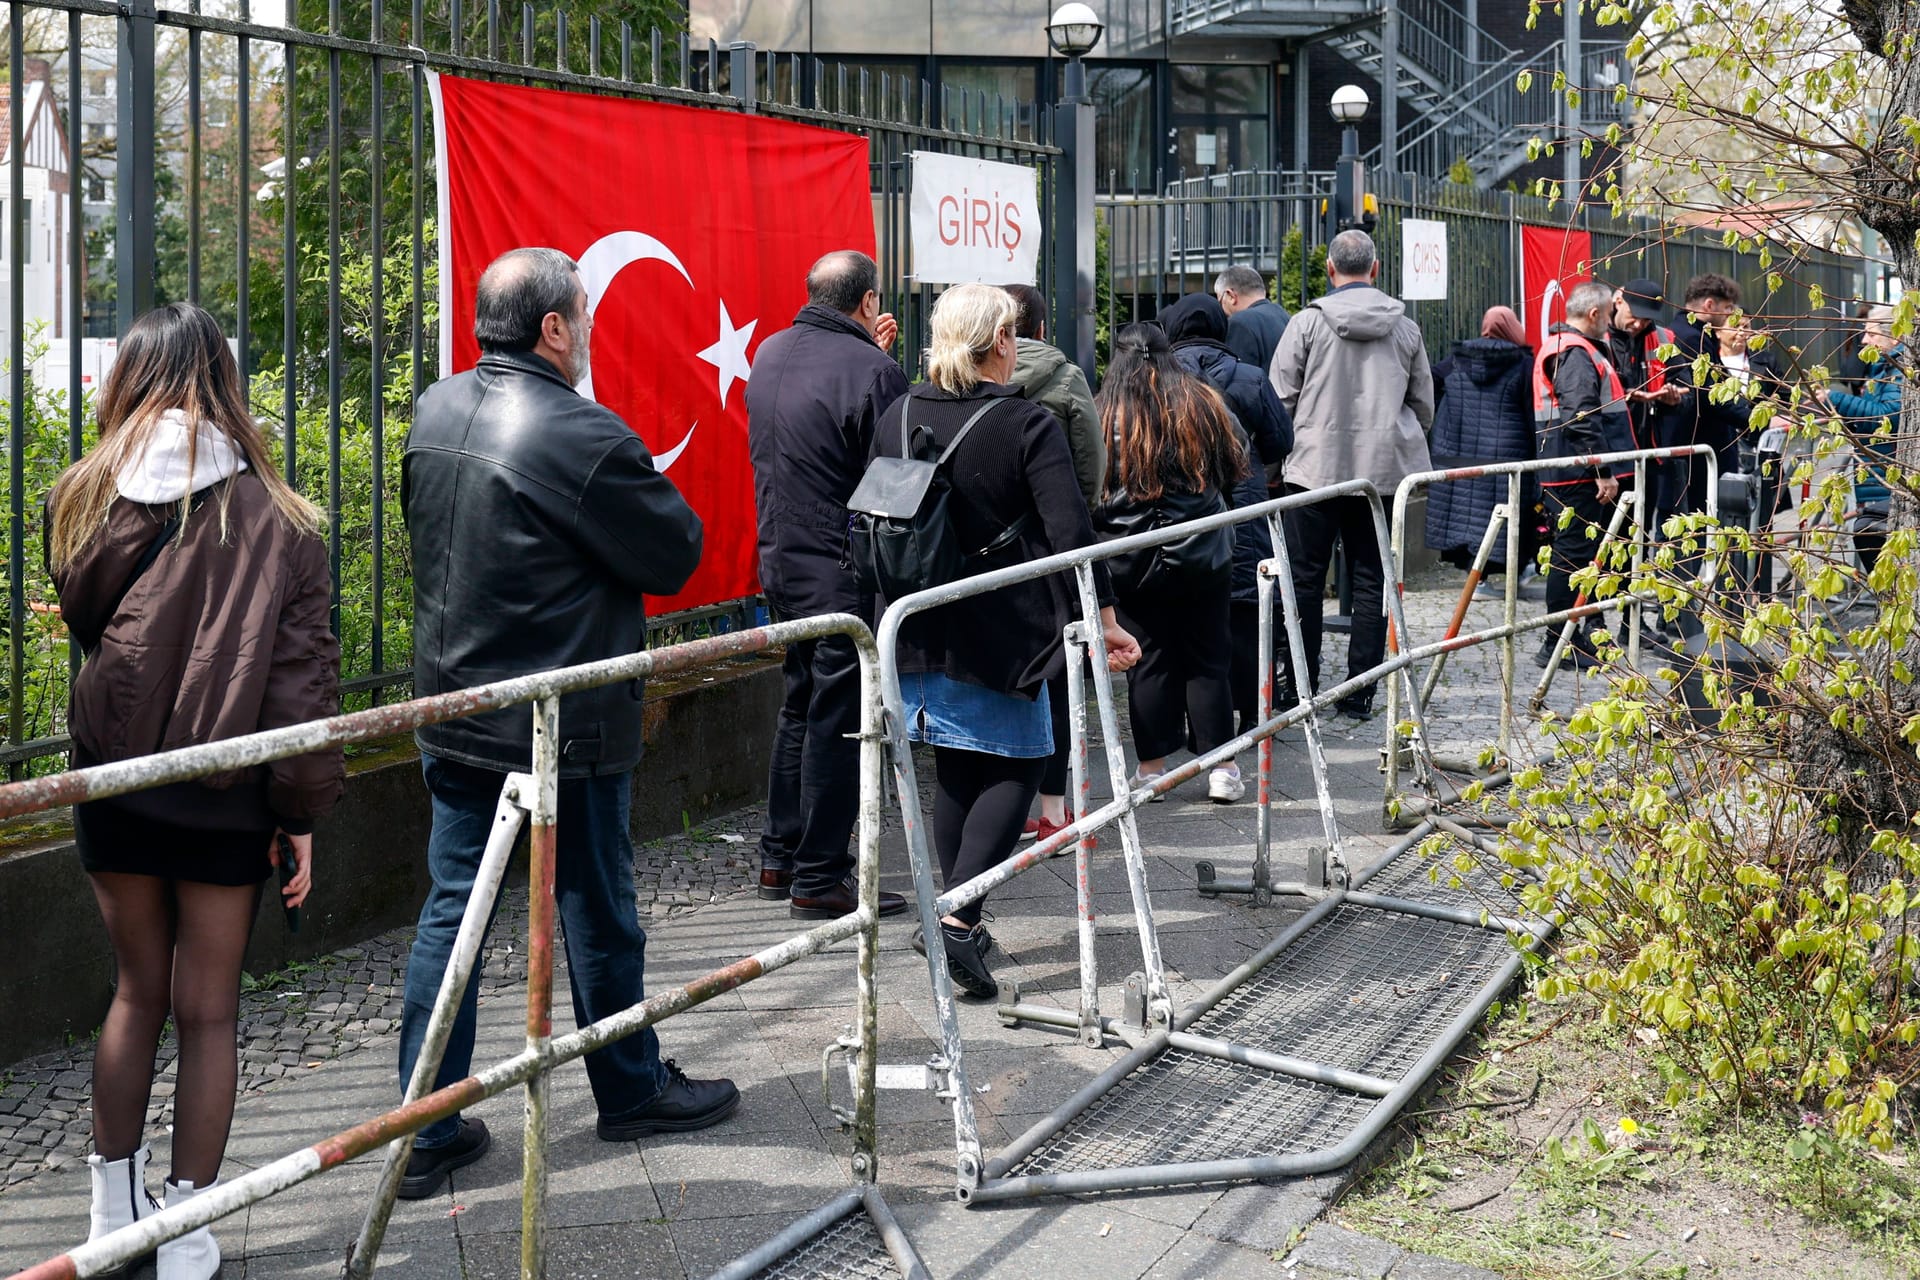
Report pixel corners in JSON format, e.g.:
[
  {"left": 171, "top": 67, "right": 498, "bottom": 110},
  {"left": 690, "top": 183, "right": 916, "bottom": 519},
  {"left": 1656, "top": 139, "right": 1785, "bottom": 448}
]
[
  {"left": 1011, "top": 1048, "right": 1378, "bottom": 1177},
  {"left": 752, "top": 1210, "right": 899, "bottom": 1280},
  {"left": 1188, "top": 907, "right": 1510, "bottom": 1080},
  {"left": 1359, "top": 834, "right": 1534, "bottom": 915}
]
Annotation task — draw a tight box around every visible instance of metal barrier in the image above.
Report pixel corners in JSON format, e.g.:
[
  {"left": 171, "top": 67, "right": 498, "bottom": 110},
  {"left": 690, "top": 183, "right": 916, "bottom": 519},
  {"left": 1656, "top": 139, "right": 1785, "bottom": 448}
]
[
  {"left": 873, "top": 479, "right": 1572, "bottom": 1204},
  {"left": 1382, "top": 446, "right": 1722, "bottom": 820},
  {"left": 6, "top": 615, "right": 896, "bottom": 1280}
]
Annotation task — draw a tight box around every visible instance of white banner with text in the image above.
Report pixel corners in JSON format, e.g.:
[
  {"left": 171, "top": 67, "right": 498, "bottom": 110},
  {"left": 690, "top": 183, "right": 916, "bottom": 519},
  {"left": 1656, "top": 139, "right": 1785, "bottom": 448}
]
[{"left": 910, "top": 151, "right": 1040, "bottom": 286}]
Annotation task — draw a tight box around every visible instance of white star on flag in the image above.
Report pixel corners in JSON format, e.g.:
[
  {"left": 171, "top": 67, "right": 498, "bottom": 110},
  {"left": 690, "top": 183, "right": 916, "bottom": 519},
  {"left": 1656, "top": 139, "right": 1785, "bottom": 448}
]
[{"left": 696, "top": 301, "right": 757, "bottom": 409}]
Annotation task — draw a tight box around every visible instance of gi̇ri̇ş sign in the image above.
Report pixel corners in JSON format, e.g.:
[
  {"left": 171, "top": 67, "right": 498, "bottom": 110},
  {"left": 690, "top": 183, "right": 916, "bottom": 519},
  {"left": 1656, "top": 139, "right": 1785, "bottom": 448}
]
[{"left": 910, "top": 151, "right": 1040, "bottom": 286}]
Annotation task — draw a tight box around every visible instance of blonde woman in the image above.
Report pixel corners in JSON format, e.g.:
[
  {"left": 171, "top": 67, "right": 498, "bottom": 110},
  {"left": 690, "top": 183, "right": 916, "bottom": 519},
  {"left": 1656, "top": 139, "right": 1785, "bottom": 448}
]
[
  {"left": 47, "top": 302, "right": 343, "bottom": 1279},
  {"left": 873, "top": 282, "right": 1139, "bottom": 997}
]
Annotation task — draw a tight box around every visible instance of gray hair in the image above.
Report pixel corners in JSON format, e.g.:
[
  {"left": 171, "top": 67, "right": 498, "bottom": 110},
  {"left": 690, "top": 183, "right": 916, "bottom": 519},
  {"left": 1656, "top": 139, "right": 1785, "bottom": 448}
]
[
  {"left": 1215, "top": 265, "right": 1266, "bottom": 296},
  {"left": 926, "top": 283, "right": 1018, "bottom": 396},
  {"left": 807, "top": 250, "right": 879, "bottom": 316},
  {"left": 475, "top": 247, "right": 581, "bottom": 353},
  {"left": 1327, "top": 230, "right": 1377, "bottom": 279},
  {"left": 1566, "top": 280, "right": 1615, "bottom": 324}
]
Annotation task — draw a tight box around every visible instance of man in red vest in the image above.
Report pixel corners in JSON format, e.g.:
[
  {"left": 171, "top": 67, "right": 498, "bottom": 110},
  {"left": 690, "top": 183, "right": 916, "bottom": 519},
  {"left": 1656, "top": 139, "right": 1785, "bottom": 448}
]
[{"left": 1533, "top": 280, "right": 1635, "bottom": 668}]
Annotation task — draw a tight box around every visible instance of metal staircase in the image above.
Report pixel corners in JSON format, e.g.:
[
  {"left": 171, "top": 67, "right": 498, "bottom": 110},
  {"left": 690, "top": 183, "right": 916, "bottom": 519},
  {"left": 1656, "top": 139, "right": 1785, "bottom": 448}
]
[{"left": 1170, "top": 0, "right": 1628, "bottom": 188}]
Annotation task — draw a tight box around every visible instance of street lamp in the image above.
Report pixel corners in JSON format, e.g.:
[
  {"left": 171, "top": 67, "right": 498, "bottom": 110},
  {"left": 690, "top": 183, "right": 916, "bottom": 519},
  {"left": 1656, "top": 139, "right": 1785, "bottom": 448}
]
[
  {"left": 1047, "top": 2, "right": 1103, "bottom": 378},
  {"left": 1046, "top": 2, "right": 1105, "bottom": 64},
  {"left": 1328, "top": 84, "right": 1375, "bottom": 239}
]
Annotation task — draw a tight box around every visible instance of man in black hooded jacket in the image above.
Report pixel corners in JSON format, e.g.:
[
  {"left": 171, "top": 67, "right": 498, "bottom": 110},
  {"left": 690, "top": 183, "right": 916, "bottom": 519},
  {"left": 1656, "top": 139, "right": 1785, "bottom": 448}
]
[{"left": 1158, "top": 293, "right": 1294, "bottom": 479}]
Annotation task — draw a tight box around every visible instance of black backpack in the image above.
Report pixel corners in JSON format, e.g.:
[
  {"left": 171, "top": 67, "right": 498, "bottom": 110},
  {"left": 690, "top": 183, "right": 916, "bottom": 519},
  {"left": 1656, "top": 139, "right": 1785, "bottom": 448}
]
[{"left": 847, "top": 394, "right": 1029, "bottom": 600}]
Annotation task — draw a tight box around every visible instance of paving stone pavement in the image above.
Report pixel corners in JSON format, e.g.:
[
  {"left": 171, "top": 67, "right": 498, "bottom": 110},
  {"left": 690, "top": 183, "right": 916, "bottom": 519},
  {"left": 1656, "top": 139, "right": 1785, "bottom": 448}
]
[{"left": 0, "top": 573, "right": 1602, "bottom": 1278}]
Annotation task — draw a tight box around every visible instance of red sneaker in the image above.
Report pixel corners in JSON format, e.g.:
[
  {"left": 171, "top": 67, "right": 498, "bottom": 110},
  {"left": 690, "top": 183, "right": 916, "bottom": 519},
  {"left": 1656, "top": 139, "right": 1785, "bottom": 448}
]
[{"left": 1022, "top": 810, "right": 1078, "bottom": 842}]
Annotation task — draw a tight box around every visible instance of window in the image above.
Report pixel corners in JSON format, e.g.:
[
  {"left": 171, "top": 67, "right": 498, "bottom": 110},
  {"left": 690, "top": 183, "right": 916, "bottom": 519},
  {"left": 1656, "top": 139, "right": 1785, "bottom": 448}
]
[
  {"left": 18, "top": 198, "right": 28, "bottom": 264},
  {"left": 85, "top": 121, "right": 106, "bottom": 144},
  {"left": 1170, "top": 64, "right": 1271, "bottom": 176},
  {"left": 1089, "top": 64, "right": 1154, "bottom": 188},
  {"left": 937, "top": 63, "right": 1038, "bottom": 135},
  {"left": 814, "top": 0, "right": 930, "bottom": 55},
  {"left": 86, "top": 71, "right": 109, "bottom": 97},
  {"left": 931, "top": 0, "right": 1048, "bottom": 58},
  {"left": 86, "top": 174, "right": 106, "bottom": 202}
]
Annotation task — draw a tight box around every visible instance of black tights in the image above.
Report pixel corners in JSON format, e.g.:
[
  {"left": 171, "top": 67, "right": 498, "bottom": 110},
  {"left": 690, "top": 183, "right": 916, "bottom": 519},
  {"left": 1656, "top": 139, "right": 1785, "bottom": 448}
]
[
  {"left": 88, "top": 873, "right": 259, "bottom": 1187},
  {"left": 932, "top": 747, "right": 1043, "bottom": 928}
]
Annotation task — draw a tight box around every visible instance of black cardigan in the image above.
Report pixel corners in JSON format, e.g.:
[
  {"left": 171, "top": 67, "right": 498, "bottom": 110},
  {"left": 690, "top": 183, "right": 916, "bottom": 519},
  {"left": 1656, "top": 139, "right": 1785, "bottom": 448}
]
[{"left": 874, "top": 382, "right": 1112, "bottom": 698}]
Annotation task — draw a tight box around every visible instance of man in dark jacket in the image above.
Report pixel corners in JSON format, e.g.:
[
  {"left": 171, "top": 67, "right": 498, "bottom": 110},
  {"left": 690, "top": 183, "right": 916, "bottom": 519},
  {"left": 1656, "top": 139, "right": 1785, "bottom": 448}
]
[
  {"left": 1159, "top": 292, "right": 1293, "bottom": 476},
  {"left": 746, "top": 250, "right": 912, "bottom": 920},
  {"left": 1534, "top": 279, "right": 1634, "bottom": 668},
  {"left": 398, "top": 248, "right": 735, "bottom": 1198},
  {"left": 1215, "top": 264, "right": 1290, "bottom": 375},
  {"left": 1606, "top": 278, "right": 1690, "bottom": 537}
]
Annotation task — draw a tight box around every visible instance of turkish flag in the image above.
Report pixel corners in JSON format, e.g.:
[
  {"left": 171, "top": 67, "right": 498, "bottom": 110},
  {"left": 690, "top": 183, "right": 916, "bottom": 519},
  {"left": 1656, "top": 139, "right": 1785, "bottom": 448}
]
[
  {"left": 430, "top": 75, "right": 875, "bottom": 613},
  {"left": 1520, "top": 226, "right": 1594, "bottom": 349}
]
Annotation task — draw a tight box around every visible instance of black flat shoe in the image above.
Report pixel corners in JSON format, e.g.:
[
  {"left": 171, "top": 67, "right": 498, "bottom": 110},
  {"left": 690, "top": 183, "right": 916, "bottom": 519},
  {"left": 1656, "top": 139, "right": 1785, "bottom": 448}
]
[
  {"left": 941, "top": 924, "right": 998, "bottom": 1000},
  {"left": 397, "top": 1118, "right": 491, "bottom": 1200},
  {"left": 597, "top": 1060, "right": 739, "bottom": 1141}
]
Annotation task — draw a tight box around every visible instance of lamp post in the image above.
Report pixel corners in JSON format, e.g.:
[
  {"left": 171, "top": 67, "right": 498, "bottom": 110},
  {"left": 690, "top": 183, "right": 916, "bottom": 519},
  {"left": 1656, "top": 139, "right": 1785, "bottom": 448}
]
[
  {"left": 1327, "top": 84, "right": 1373, "bottom": 243},
  {"left": 1048, "top": 2, "right": 1102, "bottom": 378}
]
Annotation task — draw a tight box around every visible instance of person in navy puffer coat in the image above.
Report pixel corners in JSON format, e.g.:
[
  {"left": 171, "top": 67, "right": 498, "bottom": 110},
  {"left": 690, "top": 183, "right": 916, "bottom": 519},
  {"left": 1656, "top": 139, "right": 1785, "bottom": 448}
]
[{"left": 1424, "top": 306, "right": 1535, "bottom": 574}]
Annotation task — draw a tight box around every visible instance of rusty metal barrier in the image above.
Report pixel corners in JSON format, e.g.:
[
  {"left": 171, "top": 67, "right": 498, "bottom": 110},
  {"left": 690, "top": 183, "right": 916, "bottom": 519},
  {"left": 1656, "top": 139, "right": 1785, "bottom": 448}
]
[
  {"left": 5, "top": 614, "right": 888, "bottom": 1280},
  {"left": 874, "top": 480, "right": 1488, "bottom": 1203},
  {"left": 1383, "top": 446, "right": 1721, "bottom": 822}
]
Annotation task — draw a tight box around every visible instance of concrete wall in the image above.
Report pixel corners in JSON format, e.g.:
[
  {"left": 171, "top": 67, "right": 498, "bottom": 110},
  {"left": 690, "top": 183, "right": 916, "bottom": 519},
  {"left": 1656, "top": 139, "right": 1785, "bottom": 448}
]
[{"left": 0, "top": 654, "right": 784, "bottom": 1065}]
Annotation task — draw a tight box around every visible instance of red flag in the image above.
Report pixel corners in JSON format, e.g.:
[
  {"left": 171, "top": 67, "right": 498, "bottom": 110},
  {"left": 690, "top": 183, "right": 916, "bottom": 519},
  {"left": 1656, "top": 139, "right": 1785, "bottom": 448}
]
[
  {"left": 430, "top": 75, "right": 875, "bottom": 613},
  {"left": 1520, "top": 226, "right": 1594, "bottom": 349}
]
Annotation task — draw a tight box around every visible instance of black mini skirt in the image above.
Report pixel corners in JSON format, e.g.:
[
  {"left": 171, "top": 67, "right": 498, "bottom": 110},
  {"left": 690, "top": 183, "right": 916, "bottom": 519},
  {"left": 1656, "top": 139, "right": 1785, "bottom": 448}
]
[{"left": 74, "top": 796, "right": 274, "bottom": 886}]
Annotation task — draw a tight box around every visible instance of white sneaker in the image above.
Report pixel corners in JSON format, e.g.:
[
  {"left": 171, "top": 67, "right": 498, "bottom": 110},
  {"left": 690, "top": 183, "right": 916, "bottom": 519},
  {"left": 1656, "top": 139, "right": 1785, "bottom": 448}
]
[
  {"left": 1208, "top": 765, "right": 1246, "bottom": 804},
  {"left": 1127, "top": 769, "right": 1168, "bottom": 802}
]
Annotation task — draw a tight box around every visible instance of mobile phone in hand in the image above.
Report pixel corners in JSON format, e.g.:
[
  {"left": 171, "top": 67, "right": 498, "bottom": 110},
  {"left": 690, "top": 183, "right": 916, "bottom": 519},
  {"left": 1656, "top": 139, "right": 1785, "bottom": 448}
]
[{"left": 276, "top": 833, "right": 303, "bottom": 935}]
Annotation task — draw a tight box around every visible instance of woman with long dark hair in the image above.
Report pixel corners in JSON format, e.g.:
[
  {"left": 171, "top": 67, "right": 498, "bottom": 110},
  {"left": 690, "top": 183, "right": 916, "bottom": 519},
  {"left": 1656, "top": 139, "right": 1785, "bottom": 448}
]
[
  {"left": 48, "top": 303, "right": 343, "bottom": 1279},
  {"left": 1096, "top": 323, "right": 1249, "bottom": 801}
]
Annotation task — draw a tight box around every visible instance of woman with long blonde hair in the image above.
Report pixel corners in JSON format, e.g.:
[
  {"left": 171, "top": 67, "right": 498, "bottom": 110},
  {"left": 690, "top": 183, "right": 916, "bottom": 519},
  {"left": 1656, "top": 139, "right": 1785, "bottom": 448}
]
[
  {"left": 48, "top": 302, "right": 343, "bottom": 1280},
  {"left": 874, "top": 283, "right": 1138, "bottom": 998}
]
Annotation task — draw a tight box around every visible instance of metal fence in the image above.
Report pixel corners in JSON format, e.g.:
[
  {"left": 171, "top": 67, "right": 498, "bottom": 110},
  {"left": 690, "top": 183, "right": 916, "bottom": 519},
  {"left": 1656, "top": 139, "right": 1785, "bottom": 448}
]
[
  {"left": 2, "top": 611, "right": 897, "bottom": 1280},
  {"left": 1097, "top": 169, "right": 1867, "bottom": 372},
  {"left": 0, "top": 4, "right": 1058, "bottom": 778}
]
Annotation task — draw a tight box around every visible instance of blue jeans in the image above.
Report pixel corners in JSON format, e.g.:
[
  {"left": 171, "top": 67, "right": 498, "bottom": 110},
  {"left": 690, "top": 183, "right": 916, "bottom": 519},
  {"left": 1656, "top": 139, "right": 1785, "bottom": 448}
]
[{"left": 398, "top": 754, "right": 668, "bottom": 1148}]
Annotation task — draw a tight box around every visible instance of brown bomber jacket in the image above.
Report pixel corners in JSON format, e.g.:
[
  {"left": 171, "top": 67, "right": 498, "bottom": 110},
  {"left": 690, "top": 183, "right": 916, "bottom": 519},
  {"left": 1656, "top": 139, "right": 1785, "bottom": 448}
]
[{"left": 51, "top": 472, "right": 345, "bottom": 833}]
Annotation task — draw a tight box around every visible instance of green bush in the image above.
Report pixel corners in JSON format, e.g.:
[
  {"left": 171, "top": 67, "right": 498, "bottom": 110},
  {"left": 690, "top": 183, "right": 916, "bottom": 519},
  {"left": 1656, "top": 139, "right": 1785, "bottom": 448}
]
[{"left": 1487, "top": 372, "right": 1920, "bottom": 1155}]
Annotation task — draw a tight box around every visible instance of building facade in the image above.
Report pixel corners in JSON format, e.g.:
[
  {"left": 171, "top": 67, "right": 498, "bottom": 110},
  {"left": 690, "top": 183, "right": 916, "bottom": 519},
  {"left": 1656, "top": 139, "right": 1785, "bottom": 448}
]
[{"left": 691, "top": 0, "right": 1626, "bottom": 194}]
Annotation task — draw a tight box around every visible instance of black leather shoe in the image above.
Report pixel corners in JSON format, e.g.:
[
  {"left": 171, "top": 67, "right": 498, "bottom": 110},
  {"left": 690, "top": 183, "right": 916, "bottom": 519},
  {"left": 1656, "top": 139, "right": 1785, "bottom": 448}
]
[
  {"left": 912, "top": 924, "right": 993, "bottom": 960},
  {"left": 1334, "top": 695, "right": 1374, "bottom": 721},
  {"left": 789, "top": 879, "right": 909, "bottom": 920},
  {"left": 941, "top": 924, "right": 998, "bottom": 1000},
  {"left": 397, "top": 1118, "right": 491, "bottom": 1200},
  {"left": 757, "top": 868, "right": 792, "bottom": 901},
  {"left": 597, "top": 1060, "right": 739, "bottom": 1141}
]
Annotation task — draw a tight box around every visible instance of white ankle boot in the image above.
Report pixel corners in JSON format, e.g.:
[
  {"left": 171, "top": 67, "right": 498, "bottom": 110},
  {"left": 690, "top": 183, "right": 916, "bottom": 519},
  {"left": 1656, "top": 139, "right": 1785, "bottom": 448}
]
[
  {"left": 156, "top": 1178, "right": 223, "bottom": 1280},
  {"left": 86, "top": 1146, "right": 159, "bottom": 1276}
]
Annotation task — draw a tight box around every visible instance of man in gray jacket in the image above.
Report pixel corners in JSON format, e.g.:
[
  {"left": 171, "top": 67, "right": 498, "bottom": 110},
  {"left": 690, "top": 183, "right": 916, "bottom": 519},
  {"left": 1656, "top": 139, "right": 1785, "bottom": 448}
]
[{"left": 1270, "top": 230, "right": 1434, "bottom": 717}]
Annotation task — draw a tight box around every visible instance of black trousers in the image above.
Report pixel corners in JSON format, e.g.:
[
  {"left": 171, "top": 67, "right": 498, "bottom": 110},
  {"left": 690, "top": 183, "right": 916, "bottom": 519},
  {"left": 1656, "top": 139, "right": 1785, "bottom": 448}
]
[
  {"left": 933, "top": 747, "right": 1044, "bottom": 927},
  {"left": 759, "top": 634, "right": 863, "bottom": 898},
  {"left": 1542, "top": 481, "right": 1611, "bottom": 655},
  {"left": 1117, "top": 584, "right": 1234, "bottom": 763},
  {"left": 1281, "top": 490, "right": 1386, "bottom": 701}
]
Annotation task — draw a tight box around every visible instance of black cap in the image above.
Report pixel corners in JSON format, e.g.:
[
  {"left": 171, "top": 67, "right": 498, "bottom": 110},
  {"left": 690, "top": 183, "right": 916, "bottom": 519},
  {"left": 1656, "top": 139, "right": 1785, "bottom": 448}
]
[{"left": 1620, "top": 278, "right": 1666, "bottom": 322}]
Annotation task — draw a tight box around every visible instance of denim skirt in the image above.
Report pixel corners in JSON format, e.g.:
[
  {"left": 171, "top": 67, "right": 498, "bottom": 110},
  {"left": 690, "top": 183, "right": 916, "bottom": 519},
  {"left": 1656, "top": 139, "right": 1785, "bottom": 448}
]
[{"left": 899, "top": 672, "right": 1053, "bottom": 758}]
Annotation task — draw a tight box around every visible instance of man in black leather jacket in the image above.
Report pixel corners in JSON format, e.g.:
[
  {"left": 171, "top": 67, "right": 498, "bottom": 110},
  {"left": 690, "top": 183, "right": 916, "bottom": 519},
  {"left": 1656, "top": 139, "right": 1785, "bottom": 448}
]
[
  {"left": 746, "top": 250, "right": 911, "bottom": 920},
  {"left": 395, "top": 247, "right": 736, "bottom": 1199}
]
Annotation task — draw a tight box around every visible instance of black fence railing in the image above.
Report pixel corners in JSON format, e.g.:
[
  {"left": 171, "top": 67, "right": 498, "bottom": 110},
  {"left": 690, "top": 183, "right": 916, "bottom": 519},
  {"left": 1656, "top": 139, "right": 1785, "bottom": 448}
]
[
  {"left": 1097, "top": 169, "right": 1867, "bottom": 375},
  {"left": 0, "top": 3, "right": 1059, "bottom": 777}
]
